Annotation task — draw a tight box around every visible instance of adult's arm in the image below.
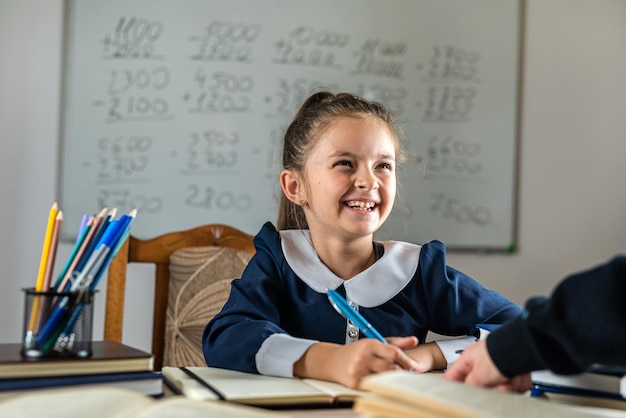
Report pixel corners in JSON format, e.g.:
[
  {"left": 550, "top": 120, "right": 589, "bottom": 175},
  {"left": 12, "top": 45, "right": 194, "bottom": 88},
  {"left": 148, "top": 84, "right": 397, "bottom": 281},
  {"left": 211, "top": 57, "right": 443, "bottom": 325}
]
[{"left": 487, "top": 254, "right": 626, "bottom": 377}]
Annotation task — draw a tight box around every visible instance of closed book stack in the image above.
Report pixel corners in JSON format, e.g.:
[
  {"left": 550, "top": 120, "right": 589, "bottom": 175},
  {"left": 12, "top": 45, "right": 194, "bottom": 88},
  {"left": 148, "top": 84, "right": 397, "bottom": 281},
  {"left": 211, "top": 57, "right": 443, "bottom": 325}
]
[{"left": 0, "top": 341, "right": 161, "bottom": 396}]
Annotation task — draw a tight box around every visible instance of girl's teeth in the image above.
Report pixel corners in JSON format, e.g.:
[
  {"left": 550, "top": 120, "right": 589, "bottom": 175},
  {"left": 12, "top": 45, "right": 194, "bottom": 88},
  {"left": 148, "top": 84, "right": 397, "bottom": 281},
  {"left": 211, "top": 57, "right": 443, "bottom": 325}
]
[{"left": 349, "top": 201, "right": 374, "bottom": 210}]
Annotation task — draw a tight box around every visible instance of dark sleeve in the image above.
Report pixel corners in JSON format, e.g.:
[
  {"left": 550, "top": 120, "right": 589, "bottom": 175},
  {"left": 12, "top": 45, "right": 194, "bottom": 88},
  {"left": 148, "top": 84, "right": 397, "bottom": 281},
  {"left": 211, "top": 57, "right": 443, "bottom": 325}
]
[
  {"left": 201, "top": 223, "right": 287, "bottom": 373},
  {"left": 487, "top": 254, "right": 626, "bottom": 377},
  {"left": 419, "top": 241, "right": 523, "bottom": 337}
]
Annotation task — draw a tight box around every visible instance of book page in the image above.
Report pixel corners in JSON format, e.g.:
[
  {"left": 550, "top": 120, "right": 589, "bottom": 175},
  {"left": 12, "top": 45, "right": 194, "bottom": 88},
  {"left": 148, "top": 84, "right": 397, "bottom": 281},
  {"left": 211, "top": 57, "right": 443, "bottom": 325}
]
[
  {"left": 182, "top": 367, "right": 333, "bottom": 404},
  {"left": 358, "top": 371, "right": 608, "bottom": 418},
  {"left": 354, "top": 395, "right": 445, "bottom": 418},
  {"left": 0, "top": 385, "right": 288, "bottom": 418},
  {"left": 136, "top": 397, "right": 288, "bottom": 418},
  {"left": 302, "top": 378, "right": 365, "bottom": 399},
  {"left": 0, "top": 386, "right": 154, "bottom": 417}
]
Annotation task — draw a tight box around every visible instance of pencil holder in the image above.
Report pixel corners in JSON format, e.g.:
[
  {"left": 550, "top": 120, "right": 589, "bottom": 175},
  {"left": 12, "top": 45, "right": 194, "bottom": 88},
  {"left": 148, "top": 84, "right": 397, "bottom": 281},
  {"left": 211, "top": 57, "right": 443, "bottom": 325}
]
[{"left": 21, "top": 288, "right": 96, "bottom": 358}]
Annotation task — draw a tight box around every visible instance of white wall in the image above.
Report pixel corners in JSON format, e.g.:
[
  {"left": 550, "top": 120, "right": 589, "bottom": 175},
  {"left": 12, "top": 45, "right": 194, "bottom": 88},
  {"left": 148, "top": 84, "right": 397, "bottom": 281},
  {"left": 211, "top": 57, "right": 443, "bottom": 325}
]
[{"left": 1, "top": 0, "right": 625, "bottom": 353}]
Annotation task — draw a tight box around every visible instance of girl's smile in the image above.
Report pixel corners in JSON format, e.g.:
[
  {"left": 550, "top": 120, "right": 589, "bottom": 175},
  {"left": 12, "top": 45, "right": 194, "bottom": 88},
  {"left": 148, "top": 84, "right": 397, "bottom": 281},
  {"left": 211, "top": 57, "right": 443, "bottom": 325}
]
[{"left": 344, "top": 200, "right": 377, "bottom": 211}]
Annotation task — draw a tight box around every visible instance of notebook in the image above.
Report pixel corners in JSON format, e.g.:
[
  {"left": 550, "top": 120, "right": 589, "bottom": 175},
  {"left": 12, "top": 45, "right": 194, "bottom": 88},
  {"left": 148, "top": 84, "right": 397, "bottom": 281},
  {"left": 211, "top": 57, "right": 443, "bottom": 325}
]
[{"left": 163, "top": 366, "right": 364, "bottom": 407}]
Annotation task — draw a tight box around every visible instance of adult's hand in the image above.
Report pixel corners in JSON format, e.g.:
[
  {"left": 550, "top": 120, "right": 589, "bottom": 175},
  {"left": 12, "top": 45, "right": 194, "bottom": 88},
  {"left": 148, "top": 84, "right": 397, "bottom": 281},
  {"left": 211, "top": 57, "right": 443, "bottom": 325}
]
[{"left": 443, "top": 339, "right": 530, "bottom": 393}]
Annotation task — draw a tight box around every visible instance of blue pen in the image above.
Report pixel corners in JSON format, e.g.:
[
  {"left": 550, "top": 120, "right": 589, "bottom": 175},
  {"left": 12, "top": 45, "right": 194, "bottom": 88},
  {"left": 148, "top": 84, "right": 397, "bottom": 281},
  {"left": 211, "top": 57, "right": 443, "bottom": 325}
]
[
  {"left": 327, "top": 288, "right": 387, "bottom": 343},
  {"left": 88, "top": 211, "right": 135, "bottom": 291},
  {"left": 78, "top": 209, "right": 135, "bottom": 291}
]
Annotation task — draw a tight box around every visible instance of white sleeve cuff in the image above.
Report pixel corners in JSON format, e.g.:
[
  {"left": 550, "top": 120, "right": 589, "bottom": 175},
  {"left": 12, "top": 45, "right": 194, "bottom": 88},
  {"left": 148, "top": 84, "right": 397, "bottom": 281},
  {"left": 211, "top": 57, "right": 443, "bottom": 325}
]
[
  {"left": 255, "top": 333, "right": 318, "bottom": 377},
  {"left": 435, "top": 335, "right": 478, "bottom": 366}
]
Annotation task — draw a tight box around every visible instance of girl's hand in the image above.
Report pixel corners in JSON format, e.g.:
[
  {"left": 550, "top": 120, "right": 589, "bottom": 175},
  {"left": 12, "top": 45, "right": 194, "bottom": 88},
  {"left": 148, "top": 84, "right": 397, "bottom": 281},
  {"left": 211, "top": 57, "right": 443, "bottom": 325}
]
[
  {"left": 294, "top": 337, "right": 419, "bottom": 389},
  {"left": 405, "top": 341, "right": 448, "bottom": 373}
]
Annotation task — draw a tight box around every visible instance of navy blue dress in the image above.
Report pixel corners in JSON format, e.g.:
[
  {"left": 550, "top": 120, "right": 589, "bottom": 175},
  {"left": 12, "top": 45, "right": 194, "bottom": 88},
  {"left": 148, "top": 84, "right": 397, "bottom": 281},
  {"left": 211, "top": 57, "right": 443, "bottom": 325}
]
[{"left": 202, "top": 222, "right": 522, "bottom": 377}]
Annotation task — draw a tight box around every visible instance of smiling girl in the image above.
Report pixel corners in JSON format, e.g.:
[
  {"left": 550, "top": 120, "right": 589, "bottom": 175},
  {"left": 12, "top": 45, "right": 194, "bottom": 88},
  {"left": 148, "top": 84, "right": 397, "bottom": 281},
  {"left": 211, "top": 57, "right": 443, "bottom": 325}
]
[{"left": 202, "top": 92, "right": 521, "bottom": 388}]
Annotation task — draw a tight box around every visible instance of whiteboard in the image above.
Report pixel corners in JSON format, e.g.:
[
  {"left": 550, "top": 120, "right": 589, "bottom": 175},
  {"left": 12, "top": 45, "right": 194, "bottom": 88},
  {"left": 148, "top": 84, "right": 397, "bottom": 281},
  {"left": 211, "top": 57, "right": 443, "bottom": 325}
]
[{"left": 59, "top": 0, "right": 521, "bottom": 250}]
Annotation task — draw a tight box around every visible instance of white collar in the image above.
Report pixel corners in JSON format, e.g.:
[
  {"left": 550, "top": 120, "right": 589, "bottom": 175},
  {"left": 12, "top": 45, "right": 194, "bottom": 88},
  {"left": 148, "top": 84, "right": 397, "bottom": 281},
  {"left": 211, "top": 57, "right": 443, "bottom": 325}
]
[{"left": 280, "top": 229, "right": 421, "bottom": 307}]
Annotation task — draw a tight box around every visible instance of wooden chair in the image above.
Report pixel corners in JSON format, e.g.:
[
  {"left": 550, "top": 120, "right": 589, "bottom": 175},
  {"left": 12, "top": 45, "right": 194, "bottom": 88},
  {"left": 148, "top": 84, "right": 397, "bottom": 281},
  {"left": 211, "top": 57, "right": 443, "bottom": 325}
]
[{"left": 104, "top": 224, "right": 255, "bottom": 370}]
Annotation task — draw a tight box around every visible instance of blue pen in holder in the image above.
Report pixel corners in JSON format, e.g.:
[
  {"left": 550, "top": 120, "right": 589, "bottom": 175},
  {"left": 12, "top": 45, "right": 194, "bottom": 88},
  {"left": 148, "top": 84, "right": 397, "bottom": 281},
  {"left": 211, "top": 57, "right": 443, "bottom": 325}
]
[{"left": 21, "top": 287, "right": 96, "bottom": 358}]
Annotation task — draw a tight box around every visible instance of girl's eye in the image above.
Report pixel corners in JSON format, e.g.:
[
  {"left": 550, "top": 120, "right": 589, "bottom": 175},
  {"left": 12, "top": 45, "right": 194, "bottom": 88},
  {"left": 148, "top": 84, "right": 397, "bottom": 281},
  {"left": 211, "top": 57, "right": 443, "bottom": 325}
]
[
  {"left": 378, "top": 162, "right": 393, "bottom": 170},
  {"left": 334, "top": 160, "right": 353, "bottom": 167}
]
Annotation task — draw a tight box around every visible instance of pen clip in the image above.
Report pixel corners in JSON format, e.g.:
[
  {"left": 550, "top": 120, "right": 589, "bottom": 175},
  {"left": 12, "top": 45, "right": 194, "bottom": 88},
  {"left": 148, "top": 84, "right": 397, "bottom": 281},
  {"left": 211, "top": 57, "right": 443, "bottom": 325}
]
[
  {"left": 327, "top": 289, "right": 358, "bottom": 324},
  {"left": 328, "top": 296, "right": 351, "bottom": 323}
]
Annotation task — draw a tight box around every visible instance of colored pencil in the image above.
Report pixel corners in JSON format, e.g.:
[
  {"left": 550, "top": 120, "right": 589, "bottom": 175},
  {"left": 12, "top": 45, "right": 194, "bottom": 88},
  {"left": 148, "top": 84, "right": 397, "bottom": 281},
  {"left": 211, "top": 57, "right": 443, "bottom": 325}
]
[
  {"left": 41, "top": 210, "right": 63, "bottom": 291},
  {"left": 51, "top": 216, "right": 93, "bottom": 291},
  {"left": 55, "top": 217, "right": 98, "bottom": 293},
  {"left": 76, "top": 214, "right": 90, "bottom": 239},
  {"left": 36, "top": 209, "right": 137, "bottom": 347},
  {"left": 25, "top": 202, "right": 58, "bottom": 347},
  {"left": 75, "top": 208, "right": 113, "bottom": 273},
  {"left": 34, "top": 202, "right": 58, "bottom": 292}
]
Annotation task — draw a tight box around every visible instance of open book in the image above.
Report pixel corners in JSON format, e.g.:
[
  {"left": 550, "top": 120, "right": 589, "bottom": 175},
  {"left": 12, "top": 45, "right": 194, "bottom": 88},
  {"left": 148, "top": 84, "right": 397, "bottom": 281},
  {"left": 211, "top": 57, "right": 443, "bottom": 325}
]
[
  {"left": 0, "top": 386, "right": 285, "bottom": 418},
  {"left": 162, "top": 366, "right": 364, "bottom": 407},
  {"left": 354, "top": 371, "right": 622, "bottom": 418}
]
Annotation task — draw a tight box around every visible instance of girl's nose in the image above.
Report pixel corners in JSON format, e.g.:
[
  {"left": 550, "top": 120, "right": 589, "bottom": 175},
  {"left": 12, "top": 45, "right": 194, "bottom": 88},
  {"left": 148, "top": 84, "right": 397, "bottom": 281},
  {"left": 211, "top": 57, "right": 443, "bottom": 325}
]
[{"left": 355, "top": 171, "right": 379, "bottom": 190}]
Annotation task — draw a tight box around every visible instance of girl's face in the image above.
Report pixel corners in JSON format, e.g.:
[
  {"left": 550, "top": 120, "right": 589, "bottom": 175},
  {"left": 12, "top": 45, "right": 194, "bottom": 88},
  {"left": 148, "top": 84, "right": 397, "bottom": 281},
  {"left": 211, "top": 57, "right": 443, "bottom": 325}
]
[{"left": 302, "top": 116, "right": 397, "bottom": 241}]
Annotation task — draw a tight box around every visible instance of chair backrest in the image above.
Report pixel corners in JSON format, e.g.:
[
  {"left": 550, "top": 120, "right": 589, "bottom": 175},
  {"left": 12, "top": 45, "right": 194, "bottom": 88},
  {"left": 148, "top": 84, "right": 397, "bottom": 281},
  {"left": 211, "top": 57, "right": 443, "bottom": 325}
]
[
  {"left": 105, "top": 224, "right": 255, "bottom": 370},
  {"left": 164, "top": 245, "right": 254, "bottom": 367}
]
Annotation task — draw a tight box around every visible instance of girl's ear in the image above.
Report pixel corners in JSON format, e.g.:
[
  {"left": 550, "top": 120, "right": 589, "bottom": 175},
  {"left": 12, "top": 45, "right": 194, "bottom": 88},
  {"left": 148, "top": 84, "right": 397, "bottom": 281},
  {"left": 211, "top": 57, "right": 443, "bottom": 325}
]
[{"left": 280, "top": 169, "right": 304, "bottom": 205}]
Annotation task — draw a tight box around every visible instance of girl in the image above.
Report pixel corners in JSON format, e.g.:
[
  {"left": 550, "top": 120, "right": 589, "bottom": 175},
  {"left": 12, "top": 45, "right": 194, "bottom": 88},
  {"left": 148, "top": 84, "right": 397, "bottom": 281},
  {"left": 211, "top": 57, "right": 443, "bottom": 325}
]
[{"left": 202, "top": 92, "right": 522, "bottom": 389}]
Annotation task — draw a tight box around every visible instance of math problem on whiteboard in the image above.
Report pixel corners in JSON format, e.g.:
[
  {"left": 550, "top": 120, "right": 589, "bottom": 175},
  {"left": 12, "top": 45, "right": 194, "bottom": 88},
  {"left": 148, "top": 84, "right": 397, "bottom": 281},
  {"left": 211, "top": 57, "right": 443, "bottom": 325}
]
[{"left": 60, "top": 0, "right": 520, "bottom": 249}]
